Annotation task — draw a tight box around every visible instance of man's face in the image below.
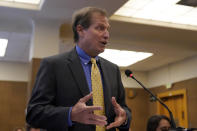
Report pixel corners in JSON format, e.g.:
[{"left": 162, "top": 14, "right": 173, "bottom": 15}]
[
  {"left": 78, "top": 12, "right": 110, "bottom": 57},
  {"left": 156, "top": 119, "right": 171, "bottom": 131}
]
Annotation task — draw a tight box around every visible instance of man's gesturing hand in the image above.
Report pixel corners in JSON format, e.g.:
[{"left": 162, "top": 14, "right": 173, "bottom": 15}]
[
  {"left": 71, "top": 93, "right": 107, "bottom": 126},
  {"left": 106, "top": 97, "right": 127, "bottom": 130}
]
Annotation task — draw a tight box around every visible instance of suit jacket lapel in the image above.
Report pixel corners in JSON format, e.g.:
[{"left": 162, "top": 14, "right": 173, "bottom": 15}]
[
  {"left": 99, "top": 57, "right": 112, "bottom": 118},
  {"left": 67, "top": 48, "right": 90, "bottom": 99}
]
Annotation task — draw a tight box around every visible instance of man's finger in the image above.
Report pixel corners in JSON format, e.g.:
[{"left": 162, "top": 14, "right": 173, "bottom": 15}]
[
  {"left": 79, "top": 92, "right": 93, "bottom": 103},
  {"left": 111, "top": 97, "right": 120, "bottom": 108},
  {"left": 89, "top": 113, "right": 107, "bottom": 121},
  {"left": 85, "top": 106, "right": 103, "bottom": 112},
  {"left": 87, "top": 117, "right": 107, "bottom": 126}
]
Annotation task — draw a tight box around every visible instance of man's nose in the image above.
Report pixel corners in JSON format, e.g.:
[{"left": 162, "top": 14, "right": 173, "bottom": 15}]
[{"left": 103, "top": 30, "right": 109, "bottom": 40}]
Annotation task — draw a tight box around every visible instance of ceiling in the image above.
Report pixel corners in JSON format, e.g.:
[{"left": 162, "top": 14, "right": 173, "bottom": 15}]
[{"left": 0, "top": 0, "right": 197, "bottom": 71}]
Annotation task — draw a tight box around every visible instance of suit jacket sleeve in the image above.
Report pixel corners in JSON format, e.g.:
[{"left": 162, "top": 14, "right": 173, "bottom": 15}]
[
  {"left": 26, "top": 58, "right": 69, "bottom": 130},
  {"left": 116, "top": 67, "right": 132, "bottom": 130},
  {"left": 100, "top": 58, "right": 131, "bottom": 130}
]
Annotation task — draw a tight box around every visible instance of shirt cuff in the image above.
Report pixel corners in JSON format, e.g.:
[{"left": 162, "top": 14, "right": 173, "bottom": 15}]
[
  {"left": 67, "top": 107, "right": 73, "bottom": 126},
  {"left": 119, "top": 115, "right": 131, "bottom": 129}
]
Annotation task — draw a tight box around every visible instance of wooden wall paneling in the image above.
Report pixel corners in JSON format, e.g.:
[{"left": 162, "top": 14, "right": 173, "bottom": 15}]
[
  {"left": 125, "top": 77, "right": 197, "bottom": 131},
  {"left": 125, "top": 88, "right": 149, "bottom": 131},
  {"left": 149, "top": 77, "right": 197, "bottom": 128},
  {"left": 0, "top": 81, "right": 27, "bottom": 131},
  {"left": 27, "top": 58, "right": 42, "bottom": 101}
]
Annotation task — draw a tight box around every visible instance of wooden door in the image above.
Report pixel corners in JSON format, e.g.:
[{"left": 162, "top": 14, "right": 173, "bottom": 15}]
[{"left": 157, "top": 89, "right": 188, "bottom": 128}]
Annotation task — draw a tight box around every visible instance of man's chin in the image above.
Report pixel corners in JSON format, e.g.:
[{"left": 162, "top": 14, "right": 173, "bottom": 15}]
[{"left": 98, "top": 49, "right": 105, "bottom": 54}]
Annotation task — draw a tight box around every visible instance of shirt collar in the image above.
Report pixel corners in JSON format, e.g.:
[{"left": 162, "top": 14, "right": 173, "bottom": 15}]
[{"left": 76, "top": 45, "right": 99, "bottom": 64}]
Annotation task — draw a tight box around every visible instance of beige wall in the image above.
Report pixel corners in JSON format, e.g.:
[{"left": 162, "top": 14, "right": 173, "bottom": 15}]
[{"left": 0, "top": 61, "right": 29, "bottom": 82}]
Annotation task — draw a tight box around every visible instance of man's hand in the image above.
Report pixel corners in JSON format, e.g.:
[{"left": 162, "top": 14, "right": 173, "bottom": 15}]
[
  {"left": 106, "top": 97, "right": 127, "bottom": 130},
  {"left": 71, "top": 92, "right": 107, "bottom": 126}
]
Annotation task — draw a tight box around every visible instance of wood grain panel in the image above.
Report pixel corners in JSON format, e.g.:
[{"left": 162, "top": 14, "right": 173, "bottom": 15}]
[
  {"left": 125, "top": 88, "right": 149, "bottom": 131},
  {"left": 124, "top": 77, "right": 197, "bottom": 131},
  {"left": 149, "top": 77, "right": 197, "bottom": 128},
  {"left": 27, "top": 58, "right": 42, "bottom": 101},
  {"left": 0, "top": 81, "right": 27, "bottom": 131}
]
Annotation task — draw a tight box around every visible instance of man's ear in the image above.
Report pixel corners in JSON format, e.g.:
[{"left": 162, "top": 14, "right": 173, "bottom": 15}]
[{"left": 76, "top": 24, "right": 85, "bottom": 37}]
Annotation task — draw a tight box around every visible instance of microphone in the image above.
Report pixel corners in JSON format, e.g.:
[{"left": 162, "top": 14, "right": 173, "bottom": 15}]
[{"left": 125, "top": 69, "right": 177, "bottom": 129}]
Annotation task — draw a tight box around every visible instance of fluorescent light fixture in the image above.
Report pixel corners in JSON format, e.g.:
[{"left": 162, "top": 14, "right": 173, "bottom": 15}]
[
  {"left": 14, "top": 0, "right": 40, "bottom": 4},
  {"left": 113, "top": 0, "right": 197, "bottom": 28},
  {"left": 1, "top": 0, "right": 40, "bottom": 4},
  {"left": 0, "top": 0, "right": 44, "bottom": 10},
  {"left": 99, "top": 49, "right": 153, "bottom": 67},
  {"left": 0, "top": 38, "right": 8, "bottom": 57}
]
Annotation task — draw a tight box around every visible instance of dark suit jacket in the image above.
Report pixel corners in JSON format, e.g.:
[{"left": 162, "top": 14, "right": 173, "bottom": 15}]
[{"left": 26, "top": 47, "right": 131, "bottom": 131}]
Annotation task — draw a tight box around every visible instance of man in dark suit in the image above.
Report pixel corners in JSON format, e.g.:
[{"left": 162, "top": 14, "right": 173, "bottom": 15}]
[{"left": 26, "top": 7, "right": 131, "bottom": 131}]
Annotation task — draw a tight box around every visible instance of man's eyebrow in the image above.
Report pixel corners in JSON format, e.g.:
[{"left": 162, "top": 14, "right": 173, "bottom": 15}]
[{"left": 97, "top": 23, "right": 110, "bottom": 28}]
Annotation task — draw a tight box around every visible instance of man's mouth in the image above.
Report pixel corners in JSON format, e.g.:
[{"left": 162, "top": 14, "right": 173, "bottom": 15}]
[{"left": 101, "top": 41, "right": 107, "bottom": 45}]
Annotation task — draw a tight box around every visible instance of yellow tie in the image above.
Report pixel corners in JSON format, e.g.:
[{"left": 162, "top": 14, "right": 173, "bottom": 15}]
[{"left": 91, "top": 58, "right": 105, "bottom": 131}]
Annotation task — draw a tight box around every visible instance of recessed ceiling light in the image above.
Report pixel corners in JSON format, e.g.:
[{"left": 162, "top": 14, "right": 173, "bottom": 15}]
[
  {"left": 14, "top": 0, "right": 40, "bottom": 4},
  {"left": 0, "top": 0, "right": 44, "bottom": 10},
  {"left": 1, "top": 0, "right": 40, "bottom": 4},
  {"left": 113, "top": 0, "right": 197, "bottom": 29},
  {"left": 99, "top": 49, "right": 153, "bottom": 67},
  {"left": 0, "top": 38, "right": 8, "bottom": 57}
]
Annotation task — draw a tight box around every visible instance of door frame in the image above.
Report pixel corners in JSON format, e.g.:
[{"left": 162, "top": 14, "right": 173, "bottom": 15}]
[{"left": 156, "top": 89, "right": 188, "bottom": 128}]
